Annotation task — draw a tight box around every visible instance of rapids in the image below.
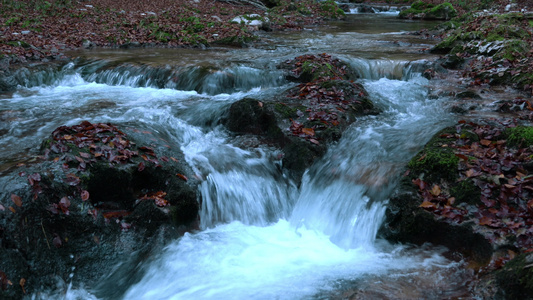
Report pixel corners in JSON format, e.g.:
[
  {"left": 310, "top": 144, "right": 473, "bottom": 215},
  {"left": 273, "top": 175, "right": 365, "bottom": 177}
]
[{"left": 0, "top": 12, "right": 479, "bottom": 300}]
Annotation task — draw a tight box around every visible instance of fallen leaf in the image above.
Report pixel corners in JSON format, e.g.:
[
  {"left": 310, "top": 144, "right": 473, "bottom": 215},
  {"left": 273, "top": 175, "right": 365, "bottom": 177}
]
[
  {"left": 81, "top": 190, "right": 90, "bottom": 201},
  {"left": 302, "top": 127, "right": 315, "bottom": 136},
  {"left": 480, "top": 139, "right": 492, "bottom": 146},
  {"left": 20, "top": 278, "right": 26, "bottom": 294},
  {"left": 11, "top": 194, "right": 22, "bottom": 207},
  {"left": 419, "top": 200, "right": 436, "bottom": 209},
  {"left": 138, "top": 161, "right": 145, "bottom": 172},
  {"left": 431, "top": 184, "right": 441, "bottom": 196},
  {"left": 479, "top": 216, "right": 492, "bottom": 226},
  {"left": 176, "top": 174, "right": 188, "bottom": 181},
  {"left": 9, "top": 206, "right": 16, "bottom": 213},
  {"left": 53, "top": 234, "right": 62, "bottom": 248}
]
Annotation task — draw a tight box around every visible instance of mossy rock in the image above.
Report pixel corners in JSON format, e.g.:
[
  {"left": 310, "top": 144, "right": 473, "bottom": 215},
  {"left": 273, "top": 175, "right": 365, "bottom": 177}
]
[
  {"left": 379, "top": 177, "right": 493, "bottom": 265},
  {"left": 408, "top": 148, "right": 459, "bottom": 182},
  {"left": 495, "top": 253, "right": 533, "bottom": 299},
  {"left": 504, "top": 126, "right": 533, "bottom": 148},
  {"left": 399, "top": 1, "right": 456, "bottom": 20},
  {"left": 450, "top": 179, "right": 481, "bottom": 205},
  {"left": 494, "top": 39, "right": 530, "bottom": 61},
  {"left": 224, "top": 98, "right": 283, "bottom": 140}
]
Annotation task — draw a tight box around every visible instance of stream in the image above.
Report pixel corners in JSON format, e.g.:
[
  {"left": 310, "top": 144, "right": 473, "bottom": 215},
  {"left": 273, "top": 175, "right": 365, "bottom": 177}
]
[{"left": 1, "top": 12, "right": 480, "bottom": 299}]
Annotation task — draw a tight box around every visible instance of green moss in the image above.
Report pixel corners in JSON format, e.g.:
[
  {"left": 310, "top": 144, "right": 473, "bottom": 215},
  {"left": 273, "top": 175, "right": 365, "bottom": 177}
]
[
  {"left": 408, "top": 148, "right": 459, "bottom": 182},
  {"left": 274, "top": 103, "right": 299, "bottom": 118},
  {"left": 495, "top": 40, "right": 529, "bottom": 61},
  {"left": 495, "top": 253, "right": 533, "bottom": 298},
  {"left": 505, "top": 126, "right": 533, "bottom": 148},
  {"left": 450, "top": 179, "right": 480, "bottom": 205},
  {"left": 320, "top": 0, "right": 345, "bottom": 19}
]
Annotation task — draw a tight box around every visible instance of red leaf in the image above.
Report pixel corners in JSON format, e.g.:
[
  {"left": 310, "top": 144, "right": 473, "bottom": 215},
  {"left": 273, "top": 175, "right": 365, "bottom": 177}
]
[
  {"left": 176, "top": 174, "right": 188, "bottom": 181},
  {"left": 81, "top": 190, "right": 90, "bottom": 201},
  {"left": 138, "top": 161, "right": 145, "bottom": 172},
  {"left": 11, "top": 194, "right": 22, "bottom": 207}
]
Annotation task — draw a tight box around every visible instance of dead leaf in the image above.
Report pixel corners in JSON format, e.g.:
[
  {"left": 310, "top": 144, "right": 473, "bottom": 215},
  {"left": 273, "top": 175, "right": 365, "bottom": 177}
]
[
  {"left": 81, "top": 190, "right": 90, "bottom": 201},
  {"left": 480, "top": 139, "right": 492, "bottom": 146},
  {"left": 419, "top": 200, "right": 436, "bottom": 209},
  {"left": 19, "top": 278, "right": 26, "bottom": 294},
  {"left": 479, "top": 216, "right": 492, "bottom": 226},
  {"left": 11, "top": 194, "right": 22, "bottom": 207},
  {"left": 430, "top": 184, "right": 441, "bottom": 196},
  {"left": 176, "top": 174, "right": 188, "bottom": 181},
  {"left": 302, "top": 128, "right": 315, "bottom": 136},
  {"left": 9, "top": 206, "right": 16, "bottom": 213}
]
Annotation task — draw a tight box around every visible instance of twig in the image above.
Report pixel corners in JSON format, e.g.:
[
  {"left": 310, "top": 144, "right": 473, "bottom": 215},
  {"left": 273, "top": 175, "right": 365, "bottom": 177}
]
[{"left": 41, "top": 221, "right": 51, "bottom": 250}]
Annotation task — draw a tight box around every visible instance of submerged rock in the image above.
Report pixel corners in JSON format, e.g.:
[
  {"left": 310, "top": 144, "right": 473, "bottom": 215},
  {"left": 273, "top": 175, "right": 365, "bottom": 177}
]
[{"left": 0, "top": 121, "right": 199, "bottom": 299}]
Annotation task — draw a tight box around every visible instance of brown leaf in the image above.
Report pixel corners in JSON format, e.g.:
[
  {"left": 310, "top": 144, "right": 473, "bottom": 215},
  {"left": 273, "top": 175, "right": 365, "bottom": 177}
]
[
  {"left": 419, "top": 200, "right": 436, "bottom": 209},
  {"left": 430, "top": 184, "right": 441, "bottom": 196},
  {"left": 465, "top": 169, "right": 476, "bottom": 178},
  {"left": 19, "top": 278, "right": 26, "bottom": 294},
  {"left": 302, "top": 128, "right": 315, "bottom": 136},
  {"left": 138, "top": 161, "right": 145, "bottom": 172},
  {"left": 79, "top": 152, "right": 91, "bottom": 158},
  {"left": 480, "top": 139, "right": 492, "bottom": 146},
  {"left": 479, "top": 216, "right": 492, "bottom": 226},
  {"left": 81, "top": 190, "right": 90, "bottom": 201},
  {"left": 59, "top": 197, "right": 70, "bottom": 214},
  {"left": 11, "top": 194, "right": 22, "bottom": 207},
  {"left": 176, "top": 174, "right": 188, "bottom": 181},
  {"left": 9, "top": 206, "right": 16, "bottom": 213}
]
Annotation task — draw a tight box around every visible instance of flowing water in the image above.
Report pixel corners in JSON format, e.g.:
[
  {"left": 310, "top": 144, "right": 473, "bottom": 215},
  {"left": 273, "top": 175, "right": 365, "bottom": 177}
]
[{"left": 1, "top": 13, "right": 478, "bottom": 299}]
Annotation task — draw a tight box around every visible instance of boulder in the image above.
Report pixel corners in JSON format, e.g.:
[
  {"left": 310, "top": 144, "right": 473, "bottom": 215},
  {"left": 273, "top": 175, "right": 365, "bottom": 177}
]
[
  {"left": 0, "top": 121, "right": 199, "bottom": 299},
  {"left": 224, "top": 53, "right": 379, "bottom": 182},
  {"left": 379, "top": 122, "right": 533, "bottom": 296}
]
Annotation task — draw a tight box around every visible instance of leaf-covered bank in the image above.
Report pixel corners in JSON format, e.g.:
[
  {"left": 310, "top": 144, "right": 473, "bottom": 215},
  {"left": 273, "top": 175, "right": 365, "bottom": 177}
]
[{"left": 0, "top": 0, "right": 344, "bottom": 64}]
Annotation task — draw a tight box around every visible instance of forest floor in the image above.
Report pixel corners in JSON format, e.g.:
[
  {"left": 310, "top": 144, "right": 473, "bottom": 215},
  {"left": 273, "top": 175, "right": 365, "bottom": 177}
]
[{"left": 0, "top": 0, "right": 344, "bottom": 64}]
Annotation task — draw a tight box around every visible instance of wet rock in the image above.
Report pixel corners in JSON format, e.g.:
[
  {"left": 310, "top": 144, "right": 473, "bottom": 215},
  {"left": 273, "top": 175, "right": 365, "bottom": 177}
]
[
  {"left": 358, "top": 5, "right": 375, "bottom": 13},
  {"left": 455, "top": 90, "right": 482, "bottom": 99},
  {"left": 380, "top": 122, "right": 533, "bottom": 296},
  {"left": 224, "top": 53, "right": 379, "bottom": 182},
  {"left": 495, "top": 253, "right": 533, "bottom": 299},
  {"left": 0, "top": 121, "right": 199, "bottom": 299}
]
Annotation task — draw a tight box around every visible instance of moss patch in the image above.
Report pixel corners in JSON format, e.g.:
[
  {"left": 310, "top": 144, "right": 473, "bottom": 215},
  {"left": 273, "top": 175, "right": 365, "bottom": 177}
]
[{"left": 505, "top": 126, "right": 533, "bottom": 148}]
